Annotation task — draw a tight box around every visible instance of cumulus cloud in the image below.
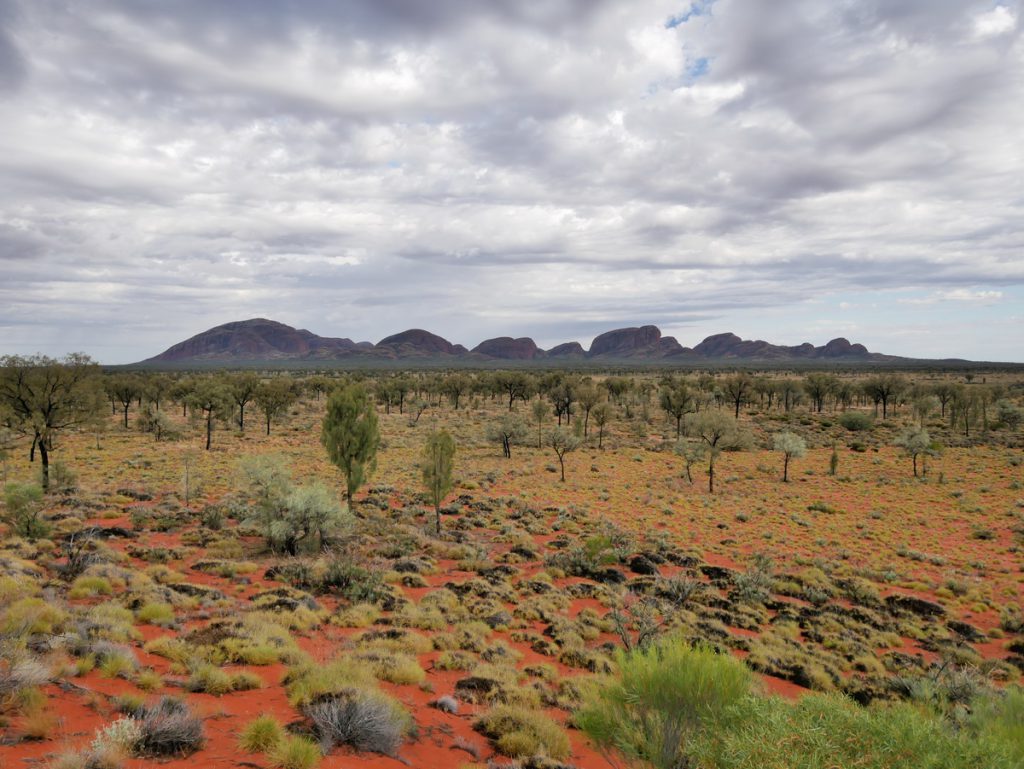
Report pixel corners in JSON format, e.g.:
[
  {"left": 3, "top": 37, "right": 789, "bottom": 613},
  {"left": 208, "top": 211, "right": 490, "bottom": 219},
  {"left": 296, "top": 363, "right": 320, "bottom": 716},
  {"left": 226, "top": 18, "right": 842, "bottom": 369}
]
[{"left": 0, "top": 0, "right": 1021, "bottom": 361}]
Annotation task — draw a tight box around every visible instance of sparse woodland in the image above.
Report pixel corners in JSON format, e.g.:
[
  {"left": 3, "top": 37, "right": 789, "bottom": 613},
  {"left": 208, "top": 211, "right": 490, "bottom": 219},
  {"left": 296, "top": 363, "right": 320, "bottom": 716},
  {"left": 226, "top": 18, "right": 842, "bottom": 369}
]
[{"left": 1, "top": 359, "right": 1023, "bottom": 768}]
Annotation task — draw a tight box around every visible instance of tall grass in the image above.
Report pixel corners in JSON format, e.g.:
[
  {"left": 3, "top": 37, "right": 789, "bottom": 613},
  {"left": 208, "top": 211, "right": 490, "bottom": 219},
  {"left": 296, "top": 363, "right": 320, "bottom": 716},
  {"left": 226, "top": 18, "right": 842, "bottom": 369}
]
[
  {"left": 575, "top": 640, "right": 750, "bottom": 769},
  {"left": 576, "top": 636, "right": 1019, "bottom": 769}
]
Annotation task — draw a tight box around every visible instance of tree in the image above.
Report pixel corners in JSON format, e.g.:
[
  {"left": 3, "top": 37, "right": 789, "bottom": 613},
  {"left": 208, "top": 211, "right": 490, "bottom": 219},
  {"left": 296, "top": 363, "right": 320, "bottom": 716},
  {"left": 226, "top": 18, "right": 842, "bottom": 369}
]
[
  {"left": 443, "top": 373, "right": 471, "bottom": 410},
  {"left": 0, "top": 426, "right": 15, "bottom": 483},
  {"left": 422, "top": 429, "right": 455, "bottom": 535},
  {"left": 137, "top": 404, "right": 175, "bottom": 441},
  {"left": 603, "top": 376, "right": 633, "bottom": 404},
  {"left": 659, "top": 380, "right": 694, "bottom": 438},
  {"left": 254, "top": 379, "right": 298, "bottom": 436},
  {"left": 896, "top": 428, "right": 934, "bottom": 478},
  {"left": 496, "top": 372, "right": 532, "bottom": 410},
  {"left": 829, "top": 442, "right": 839, "bottom": 477},
  {"left": 674, "top": 439, "right": 705, "bottom": 484},
  {"left": 549, "top": 427, "right": 581, "bottom": 482},
  {"left": 685, "top": 411, "right": 746, "bottom": 493},
  {"left": 107, "top": 374, "right": 142, "bottom": 429},
  {"left": 863, "top": 374, "right": 906, "bottom": 420},
  {"left": 803, "top": 373, "right": 838, "bottom": 413},
  {"left": 228, "top": 373, "right": 260, "bottom": 432},
  {"left": 721, "top": 373, "right": 754, "bottom": 418},
  {"left": 3, "top": 482, "right": 47, "bottom": 540},
  {"left": 549, "top": 381, "right": 575, "bottom": 426},
  {"left": 306, "top": 375, "right": 333, "bottom": 402},
  {"left": 772, "top": 431, "right": 807, "bottom": 482},
  {"left": 912, "top": 394, "right": 940, "bottom": 427},
  {"left": 996, "top": 399, "right": 1022, "bottom": 431},
  {"left": 170, "top": 376, "right": 195, "bottom": 417},
  {"left": 487, "top": 414, "right": 529, "bottom": 459},
  {"left": 321, "top": 384, "right": 380, "bottom": 505},
  {"left": 531, "top": 399, "right": 548, "bottom": 449},
  {"left": 591, "top": 402, "right": 612, "bottom": 449},
  {"left": 577, "top": 384, "right": 601, "bottom": 438},
  {"left": 778, "top": 379, "right": 803, "bottom": 412},
  {"left": 0, "top": 353, "right": 101, "bottom": 491},
  {"left": 187, "top": 377, "right": 233, "bottom": 450},
  {"left": 143, "top": 373, "right": 172, "bottom": 412}
]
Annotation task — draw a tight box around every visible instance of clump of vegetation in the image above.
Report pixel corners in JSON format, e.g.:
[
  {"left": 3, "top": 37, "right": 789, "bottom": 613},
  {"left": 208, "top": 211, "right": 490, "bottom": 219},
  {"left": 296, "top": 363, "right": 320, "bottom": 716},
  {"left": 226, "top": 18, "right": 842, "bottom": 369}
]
[
  {"left": 305, "top": 688, "right": 413, "bottom": 755},
  {"left": 269, "top": 734, "right": 321, "bottom": 769},
  {"left": 475, "top": 705, "right": 570, "bottom": 760},
  {"left": 239, "top": 713, "right": 285, "bottom": 753},
  {"left": 577, "top": 635, "right": 1021, "bottom": 769}
]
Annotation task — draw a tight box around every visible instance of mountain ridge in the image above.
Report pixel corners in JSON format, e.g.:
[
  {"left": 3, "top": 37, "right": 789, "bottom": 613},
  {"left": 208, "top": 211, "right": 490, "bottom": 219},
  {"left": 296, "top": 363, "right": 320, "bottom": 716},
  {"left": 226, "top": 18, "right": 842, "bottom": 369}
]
[{"left": 141, "top": 318, "right": 919, "bottom": 365}]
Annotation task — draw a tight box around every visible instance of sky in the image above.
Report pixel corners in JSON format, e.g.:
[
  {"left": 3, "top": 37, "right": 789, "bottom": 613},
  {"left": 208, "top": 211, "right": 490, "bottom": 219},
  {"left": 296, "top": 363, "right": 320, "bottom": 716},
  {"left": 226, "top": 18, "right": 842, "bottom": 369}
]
[{"left": 0, "top": 0, "right": 1022, "bottom": 363}]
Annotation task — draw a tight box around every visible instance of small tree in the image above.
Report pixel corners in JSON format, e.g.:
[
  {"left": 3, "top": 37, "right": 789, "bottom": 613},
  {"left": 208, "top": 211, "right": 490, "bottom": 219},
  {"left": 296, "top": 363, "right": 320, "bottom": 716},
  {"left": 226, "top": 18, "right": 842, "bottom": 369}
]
[
  {"left": 591, "top": 402, "right": 612, "bottom": 449},
  {"left": 829, "top": 442, "right": 839, "bottom": 477},
  {"left": 422, "top": 429, "right": 455, "bottom": 535},
  {"left": 321, "top": 385, "right": 380, "bottom": 505},
  {"left": 278, "top": 482, "right": 348, "bottom": 555},
  {"left": 674, "top": 439, "right": 705, "bottom": 484},
  {"left": 531, "top": 399, "right": 548, "bottom": 448},
  {"left": 577, "top": 384, "right": 601, "bottom": 437},
  {"left": 685, "top": 411, "right": 747, "bottom": 493},
  {"left": 181, "top": 449, "right": 203, "bottom": 510},
  {"left": 239, "top": 453, "right": 292, "bottom": 515},
  {"left": 443, "top": 373, "right": 471, "bottom": 410},
  {"left": 107, "top": 374, "right": 142, "bottom": 429},
  {"left": 254, "top": 379, "right": 297, "bottom": 436},
  {"left": 721, "top": 373, "right": 754, "bottom": 418},
  {"left": 187, "top": 377, "right": 233, "bottom": 450},
  {"left": 660, "top": 381, "right": 694, "bottom": 438},
  {"left": 487, "top": 414, "right": 529, "bottom": 459},
  {"left": 549, "top": 427, "right": 581, "bottom": 482},
  {"left": 996, "top": 399, "right": 1022, "bottom": 431},
  {"left": 137, "top": 404, "right": 175, "bottom": 441},
  {"left": 895, "top": 428, "right": 934, "bottom": 478},
  {"left": 3, "top": 482, "right": 47, "bottom": 540},
  {"left": 228, "top": 373, "right": 260, "bottom": 432},
  {"left": 772, "top": 431, "right": 807, "bottom": 482}
]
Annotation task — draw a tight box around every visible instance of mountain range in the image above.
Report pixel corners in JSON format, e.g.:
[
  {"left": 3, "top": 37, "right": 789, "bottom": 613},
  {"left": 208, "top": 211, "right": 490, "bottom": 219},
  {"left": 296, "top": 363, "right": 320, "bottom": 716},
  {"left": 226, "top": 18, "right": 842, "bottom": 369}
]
[{"left": 140, "top": 318, "right": 910, "bottom": 365}]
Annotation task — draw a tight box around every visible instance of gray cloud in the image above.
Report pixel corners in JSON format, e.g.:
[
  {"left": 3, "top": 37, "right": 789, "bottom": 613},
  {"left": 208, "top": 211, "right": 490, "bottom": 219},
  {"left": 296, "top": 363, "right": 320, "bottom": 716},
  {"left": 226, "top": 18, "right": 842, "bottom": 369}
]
[{"left": 0, "top": 0, "right": 1021, "bottom": 361}]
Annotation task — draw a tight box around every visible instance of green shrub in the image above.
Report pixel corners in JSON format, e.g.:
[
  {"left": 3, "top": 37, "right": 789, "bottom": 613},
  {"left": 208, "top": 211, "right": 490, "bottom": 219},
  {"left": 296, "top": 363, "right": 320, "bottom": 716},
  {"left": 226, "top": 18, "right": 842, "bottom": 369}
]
[
  {"left": 2, "top": 482, "right": 49, "bottom": 540},
  {"left": 186, "top": 665, "right": 233, "bottom": 695},
  {"left": 269, "top": 734, "right": 321, "bottom": 769},
  {"left": 839, "top": 412, "right": 873, "bottom": 432},
  {"left": 968, "top": 685, "right": 1024, "bottom": 764},
  {"left": 691, "top": 693, "right": 1015, "bottom": 769},
  {"left": 69, "top": 576, "right": 114, "bottom": 599},
  {"left": 136, "top": 603, "right": 175, "bottom": 625},
  {"left": 238, "top": 714, "right": 284, "bottom": 753},
  {"left": 475, "top": 705, "right": 570, "bottom": 760},
  {"left": 575, "top": 638, "right": 751, "bottom": 768}
]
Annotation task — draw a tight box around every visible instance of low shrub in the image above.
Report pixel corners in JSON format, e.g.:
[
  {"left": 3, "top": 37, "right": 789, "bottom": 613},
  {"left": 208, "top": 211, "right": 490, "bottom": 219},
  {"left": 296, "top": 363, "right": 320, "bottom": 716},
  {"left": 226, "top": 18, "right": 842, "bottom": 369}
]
[
  {"left": 238, "top": 713, "right": 285, "bottom": 753},
  {"left": 474, "top": 705, "right": 570, "bottom": 760},
  {"left": 268, "top": 734, "right": 321, "bottom": 769},
  {"left": 136, "top": 697, "right": 205, "bottom": 756},
  {"left": 839, "top": 412, "right": 874, "bottom": 432},
  {"left": 305, "top": 687, "right": 413, "bottom": 756}
]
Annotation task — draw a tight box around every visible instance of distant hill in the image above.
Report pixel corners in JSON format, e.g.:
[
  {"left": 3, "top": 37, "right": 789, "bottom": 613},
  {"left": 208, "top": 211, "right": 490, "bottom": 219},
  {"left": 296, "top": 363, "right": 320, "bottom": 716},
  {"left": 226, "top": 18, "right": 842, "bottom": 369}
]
[{"left": 141, "top": 318, "right": 912, "bottom": 366}]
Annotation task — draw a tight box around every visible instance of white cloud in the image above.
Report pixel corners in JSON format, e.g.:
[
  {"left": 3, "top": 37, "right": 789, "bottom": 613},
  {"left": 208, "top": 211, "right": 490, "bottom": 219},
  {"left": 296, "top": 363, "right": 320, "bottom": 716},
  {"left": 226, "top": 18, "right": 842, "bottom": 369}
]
[
  {"left": 0, "top": 0, "right": 1021, "bottom": 361},
  {"left": 974, "top": 5, "right": 1017, "bottom": 38}
]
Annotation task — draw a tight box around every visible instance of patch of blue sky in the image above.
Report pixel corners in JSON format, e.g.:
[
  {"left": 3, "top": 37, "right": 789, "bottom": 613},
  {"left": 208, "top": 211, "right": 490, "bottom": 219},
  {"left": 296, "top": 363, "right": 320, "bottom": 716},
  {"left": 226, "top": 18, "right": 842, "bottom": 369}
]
[{"left": 665, "top": 1, "right": 714, "bottom": 29}]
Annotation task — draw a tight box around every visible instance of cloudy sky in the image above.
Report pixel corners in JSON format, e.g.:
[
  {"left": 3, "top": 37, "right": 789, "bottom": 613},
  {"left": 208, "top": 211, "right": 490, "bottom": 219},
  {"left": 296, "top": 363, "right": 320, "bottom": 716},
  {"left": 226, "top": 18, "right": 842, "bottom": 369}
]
[{"left": 1, "top": 0, "right": 1022, "bottom": 363}]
